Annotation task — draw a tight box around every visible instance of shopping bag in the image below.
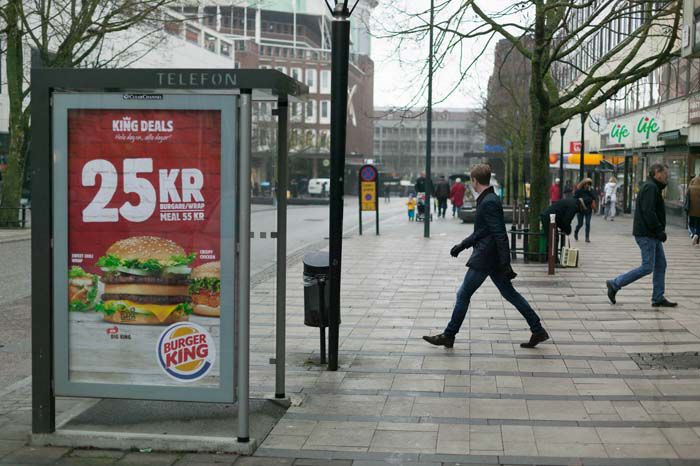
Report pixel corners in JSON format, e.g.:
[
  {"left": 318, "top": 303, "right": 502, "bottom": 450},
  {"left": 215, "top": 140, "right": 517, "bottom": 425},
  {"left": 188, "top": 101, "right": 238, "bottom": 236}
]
[{"left": 560, "top": 238, "right": 579, "bottom": 267}]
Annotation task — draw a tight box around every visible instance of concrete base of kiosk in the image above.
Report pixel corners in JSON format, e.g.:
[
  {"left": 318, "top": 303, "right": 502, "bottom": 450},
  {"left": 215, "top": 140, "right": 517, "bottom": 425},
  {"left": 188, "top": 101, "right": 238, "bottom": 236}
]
[{"left": 30, "top": 397, "right": 289, "bottom": 455}]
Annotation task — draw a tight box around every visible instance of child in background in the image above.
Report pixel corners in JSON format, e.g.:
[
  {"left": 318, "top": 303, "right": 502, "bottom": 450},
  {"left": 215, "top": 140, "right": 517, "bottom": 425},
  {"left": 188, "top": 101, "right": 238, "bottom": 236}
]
[{"left": 406, "top": 194, "right": 417, "bottom": 221}]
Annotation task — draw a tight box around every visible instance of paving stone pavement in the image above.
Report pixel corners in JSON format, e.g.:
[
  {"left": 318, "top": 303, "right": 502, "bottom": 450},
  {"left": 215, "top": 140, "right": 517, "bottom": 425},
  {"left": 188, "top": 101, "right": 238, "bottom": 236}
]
[{"left": 1, "top": 212, "right": 700, "bottom": 465}]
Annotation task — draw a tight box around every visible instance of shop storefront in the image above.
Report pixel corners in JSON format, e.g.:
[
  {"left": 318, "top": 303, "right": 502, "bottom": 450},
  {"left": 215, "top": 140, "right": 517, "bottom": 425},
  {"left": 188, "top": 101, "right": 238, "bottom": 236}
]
[{"left": 601, "top": 103, "right": 694, "bottom": 223}]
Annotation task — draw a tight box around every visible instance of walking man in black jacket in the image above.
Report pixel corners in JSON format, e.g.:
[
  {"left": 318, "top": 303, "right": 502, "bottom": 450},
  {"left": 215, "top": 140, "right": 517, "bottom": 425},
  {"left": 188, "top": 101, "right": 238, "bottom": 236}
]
[
  {"left": 606, "top": 163, "right": 677, "bottom": 307},
  {"left": 423, "top": 164, "right": 550, "bottom": 349}
]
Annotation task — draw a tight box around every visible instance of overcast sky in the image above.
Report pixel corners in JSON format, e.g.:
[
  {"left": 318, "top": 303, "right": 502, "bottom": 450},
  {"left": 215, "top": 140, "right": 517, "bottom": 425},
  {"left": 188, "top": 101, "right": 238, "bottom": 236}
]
[{"left": 369, "top": 0, "right": 515, "bottom": 110}]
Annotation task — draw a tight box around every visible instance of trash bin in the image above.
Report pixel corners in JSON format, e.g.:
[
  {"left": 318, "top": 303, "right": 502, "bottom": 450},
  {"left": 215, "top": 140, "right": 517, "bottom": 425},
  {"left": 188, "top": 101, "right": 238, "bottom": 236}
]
[{"left": 303, "top": 252, "right": 333, "bottom": 327}]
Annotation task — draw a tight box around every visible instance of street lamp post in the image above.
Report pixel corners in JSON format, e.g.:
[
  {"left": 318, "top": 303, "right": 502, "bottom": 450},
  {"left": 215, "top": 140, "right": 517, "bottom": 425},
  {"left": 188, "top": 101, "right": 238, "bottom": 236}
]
[
  {"left": 579, "top": 112, "right": 588, "bottom": 180},
  {"left": 325, "top": 0, "right": 358, "bottom": 371},
  {"left": 559, "top": 126, "right": 567, "bottom": 200},
  {"left": 424, "top": 0, "right": 434, "bottom": 238}
]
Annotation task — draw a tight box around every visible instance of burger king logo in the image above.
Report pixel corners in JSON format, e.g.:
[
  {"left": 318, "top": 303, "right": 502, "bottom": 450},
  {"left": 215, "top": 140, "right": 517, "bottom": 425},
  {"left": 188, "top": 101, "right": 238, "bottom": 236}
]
[{"left": 157, "top": 323, "right": 215, "bottom": 382}]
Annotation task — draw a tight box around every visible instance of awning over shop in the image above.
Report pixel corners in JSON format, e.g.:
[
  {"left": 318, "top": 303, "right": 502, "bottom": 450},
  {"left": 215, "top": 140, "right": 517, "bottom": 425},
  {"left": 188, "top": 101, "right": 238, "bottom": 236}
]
[
  {"left": 567, "top": 153, "right": 603, "bottom": 165},
  {"left": 548, "top": 153, "right": 629, "bottom": 169}
]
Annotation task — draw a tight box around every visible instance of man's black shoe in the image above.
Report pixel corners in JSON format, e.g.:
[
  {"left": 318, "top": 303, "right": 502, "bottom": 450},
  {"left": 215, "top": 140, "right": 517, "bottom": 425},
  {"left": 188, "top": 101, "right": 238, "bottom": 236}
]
[
  {"left": 606, "top": 280, "right": 617, "bottom": 304},
  {"left": 520, "top": 330, "right": 550, "bottom": 348},
  {"left": 423, "top": 333, "right": 455, "bottom": 348},
  {"left": 574, "top": 231, "right": 579, "bottom": 241},
  {"left": 652, "top": 298, "right": 678, "bottom": 308}
]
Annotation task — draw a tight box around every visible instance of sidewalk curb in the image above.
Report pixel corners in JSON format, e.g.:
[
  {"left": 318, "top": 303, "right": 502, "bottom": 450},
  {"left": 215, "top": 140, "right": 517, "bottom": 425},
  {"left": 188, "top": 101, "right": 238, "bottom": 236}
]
[
  {"left": 30, "top": 430, "right": 258, "bottom": 455},
  {"left": 0, "top": 229, "right": 31, "bottom": 244}
]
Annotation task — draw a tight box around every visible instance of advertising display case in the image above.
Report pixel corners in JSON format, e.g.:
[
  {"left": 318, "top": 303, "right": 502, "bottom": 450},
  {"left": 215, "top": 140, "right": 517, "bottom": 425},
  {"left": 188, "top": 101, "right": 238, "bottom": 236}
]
[
  {"left": 52, "top": 94, "right": 236, "bottom": 402},
  {"left": 31, "top": 68, "right": 306, "bottom": 447}
]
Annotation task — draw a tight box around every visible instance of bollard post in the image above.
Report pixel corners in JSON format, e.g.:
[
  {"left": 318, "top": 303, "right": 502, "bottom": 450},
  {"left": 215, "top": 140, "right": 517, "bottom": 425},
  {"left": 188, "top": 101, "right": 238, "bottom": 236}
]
[
  {"left": 548, "top": 213, "right": 556, "bottom": 275},
  {"left": 523, "top": 228, "right": 529, "bottom": 264},
  {"left": 510, "top": 225, "right": 517, "bottom": 261}
]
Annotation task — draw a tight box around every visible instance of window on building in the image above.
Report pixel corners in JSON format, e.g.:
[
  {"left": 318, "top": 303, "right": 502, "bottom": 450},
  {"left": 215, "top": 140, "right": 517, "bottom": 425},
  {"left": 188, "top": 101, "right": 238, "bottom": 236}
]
[
  {"left": 304, "top": 129, "right": 316, "bottom": 148},
  {"left": 689, "top": 59, "right": 700, "bottom": 94},
  {"left": 291, "top": 102, "right": 303, "bottom": 122},
  {"left": 678, "top": 58, "right": 690, "bottom": 97},
  {"left": 305, "top": 68, "right": 317, "bottom": 93},
  {"left": 320, "top": 70, "right": 331, "bottom": 94},
  {"left": 291, "top": 67, "right": 302, "bottom": 82},
  {"left": 320, "top": 100, "right": 330, "bottom": 123},
  {"left": 305, "top": 99, "right": 317, "bottom": 124},
  {"left": 290, "top": 128, "right": 301, "bottom": 149},
  {"left": 319, "top": 130, "right": 330, "bottom": 150},
  {"left": 275, "top": 66, "right": 287, "bottom": 75}
]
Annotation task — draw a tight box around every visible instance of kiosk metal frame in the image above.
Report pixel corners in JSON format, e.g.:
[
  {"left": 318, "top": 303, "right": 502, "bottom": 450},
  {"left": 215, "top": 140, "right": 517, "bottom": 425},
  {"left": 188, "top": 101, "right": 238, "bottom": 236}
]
[{"left": 30, "top": 68, "right": 306, "bottom": 444}]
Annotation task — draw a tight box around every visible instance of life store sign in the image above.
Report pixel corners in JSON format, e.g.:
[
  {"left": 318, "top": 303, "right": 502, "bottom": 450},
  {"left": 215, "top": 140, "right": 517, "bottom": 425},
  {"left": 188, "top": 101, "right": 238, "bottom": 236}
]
[
  {"left": 52, "top": 94, "right": 236, "bottom": 402},
  {"left": 608, "top": 114, "right": 661, "bottom": 147}
]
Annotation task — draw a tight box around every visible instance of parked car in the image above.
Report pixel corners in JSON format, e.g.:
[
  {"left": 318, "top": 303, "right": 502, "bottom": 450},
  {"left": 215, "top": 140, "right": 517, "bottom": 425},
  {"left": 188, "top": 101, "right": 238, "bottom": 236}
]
[{"left": 308, "top": 178, "right": 330, "bottom": 196}]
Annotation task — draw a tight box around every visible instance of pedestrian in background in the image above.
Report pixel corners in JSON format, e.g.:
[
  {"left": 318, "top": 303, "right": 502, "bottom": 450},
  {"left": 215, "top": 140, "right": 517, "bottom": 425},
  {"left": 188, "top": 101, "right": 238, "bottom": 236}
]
[
  {"left": 563, "top": 181, "right": 573, "bottom": 199},
  {"left": 604, "top": 176, "right": 618, "bottom": 221},
  {"left": 686, "top": 174, "right": 700, "bottom": 245},
  {"left": 423, "top": 164, "right": 549, "bottom": 350},
  {"left": 406, "top": 194, "right": 417, "bottom": 222},
  {"left": 550, "top": 178, "right": 561, "bottom": 203},
  {"left": 435, "top": 175, "right": 450, "bottom": 218},
  {"left": 450, "top": 178, "right": 466, "bottom": 217},
  {"left": 606, "top": 163, "right": 678, "bottom": 308},
  {"left": 574, "top": 178, "right": 596, "bottom": 242}
]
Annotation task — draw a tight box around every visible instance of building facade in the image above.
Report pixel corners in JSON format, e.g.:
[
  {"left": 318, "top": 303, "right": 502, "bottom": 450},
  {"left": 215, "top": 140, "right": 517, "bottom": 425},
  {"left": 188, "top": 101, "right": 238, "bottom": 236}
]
[
  {"left": 549, "top": 4, "right": 697, "bottom": 222},
  {"left": 373, "top": 108, "right": 486, "bottom": 180},
  {"left": 0, "top": 2, "right": 376, "bottom": 193},
  {"left": 166, "top": 1, "right": 376, "bottom": 185}
]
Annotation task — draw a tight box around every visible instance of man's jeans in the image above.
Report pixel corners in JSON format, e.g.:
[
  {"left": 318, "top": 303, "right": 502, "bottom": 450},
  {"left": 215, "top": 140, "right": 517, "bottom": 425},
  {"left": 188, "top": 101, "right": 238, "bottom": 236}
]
[
  {"left": 444, "top": 268, "right": 544, "bottom": 337},
  {"left": 611, "top": 236, "right": 666, "bottom": 303}
]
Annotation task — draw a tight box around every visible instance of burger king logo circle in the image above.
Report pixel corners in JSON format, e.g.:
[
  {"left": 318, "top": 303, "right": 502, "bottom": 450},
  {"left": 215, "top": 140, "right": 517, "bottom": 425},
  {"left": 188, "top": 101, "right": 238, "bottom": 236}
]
[{"left": 156, "top": 323, "right": 215, "bottom": 382}]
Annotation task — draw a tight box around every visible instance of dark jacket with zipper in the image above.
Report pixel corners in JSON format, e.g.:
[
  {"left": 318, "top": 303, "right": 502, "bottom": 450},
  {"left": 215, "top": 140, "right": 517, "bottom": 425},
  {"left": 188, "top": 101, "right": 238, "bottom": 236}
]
[
  {"left": 457, "top": 186, "right": 510, "bottom": 272},
  {"left": 540, "top": 198, "right": 580, "bottom": 235},
  {"left": 633, "top": 177, "right": 666, "bottom": 239}
]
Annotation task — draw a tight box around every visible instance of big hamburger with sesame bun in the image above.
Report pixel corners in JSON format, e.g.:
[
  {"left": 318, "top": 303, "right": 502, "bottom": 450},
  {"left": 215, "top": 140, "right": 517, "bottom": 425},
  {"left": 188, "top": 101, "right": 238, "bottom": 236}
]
[
  {"left": 95, "top": 236, "right": 195, "bottom": 325},
  {"left": 189, "top": 261, "right": 220, "bottom": 317}
]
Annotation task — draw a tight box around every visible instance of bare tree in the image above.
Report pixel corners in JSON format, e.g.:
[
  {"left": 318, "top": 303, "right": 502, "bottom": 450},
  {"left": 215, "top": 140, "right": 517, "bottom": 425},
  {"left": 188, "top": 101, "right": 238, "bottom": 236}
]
[
  {"left": 376, "top": 1, "right": 680, "bottom": 242},
  {"left": 0, "top": 0, "right": 175, "bottom": 226}
]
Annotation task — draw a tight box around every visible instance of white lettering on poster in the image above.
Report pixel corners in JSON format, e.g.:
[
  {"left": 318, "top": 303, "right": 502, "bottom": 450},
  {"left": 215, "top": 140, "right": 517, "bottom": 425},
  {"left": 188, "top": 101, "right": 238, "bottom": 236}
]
[
  {"left": 112, "top": 117, "right": 174, "bottom": 133},
  {"left": 81, "top": 158, "right": 205, "bottom": 223}
]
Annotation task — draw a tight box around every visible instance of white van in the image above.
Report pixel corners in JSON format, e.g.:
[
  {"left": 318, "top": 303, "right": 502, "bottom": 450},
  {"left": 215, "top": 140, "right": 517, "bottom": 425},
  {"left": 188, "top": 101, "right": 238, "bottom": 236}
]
[{"left": 307, "top": 178, "right": 330, "bottom": 196}]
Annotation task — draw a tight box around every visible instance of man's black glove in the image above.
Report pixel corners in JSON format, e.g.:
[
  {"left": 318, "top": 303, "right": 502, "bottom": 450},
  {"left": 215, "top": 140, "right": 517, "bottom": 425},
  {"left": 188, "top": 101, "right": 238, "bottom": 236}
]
[
  {"left": 502, "top": 263, "right": 518, "bottom": 281},
  {"left": 657, "top": 231, "right": 667, "bottom": 243},
  {"left": 450, "top": 244, "right": 465, "bottom": 257}
]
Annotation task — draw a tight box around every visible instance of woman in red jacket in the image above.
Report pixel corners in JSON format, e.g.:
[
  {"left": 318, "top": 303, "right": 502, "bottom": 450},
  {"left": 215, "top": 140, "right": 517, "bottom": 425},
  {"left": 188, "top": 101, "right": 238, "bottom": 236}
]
[{"left": 450, "top": 178, "right": 466, "bottom": 217}]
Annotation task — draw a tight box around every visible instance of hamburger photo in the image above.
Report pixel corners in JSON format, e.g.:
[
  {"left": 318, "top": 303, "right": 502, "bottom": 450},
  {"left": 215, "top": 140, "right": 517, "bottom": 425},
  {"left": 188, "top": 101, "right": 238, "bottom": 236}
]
[
  {"left": 189, "top": 261, "right": 221, "bottom": 317},
  {"left": 95, "top": 236, "right": 195, "bottom": 325},
  {"left": 68, "top": 266, "right": 98, "bottom": 312}
]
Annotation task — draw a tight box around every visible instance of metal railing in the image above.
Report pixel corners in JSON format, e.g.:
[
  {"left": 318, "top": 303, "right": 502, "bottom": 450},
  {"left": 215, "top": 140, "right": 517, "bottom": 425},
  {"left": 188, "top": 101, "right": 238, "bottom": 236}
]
[{"left": 0, "top": 206, "right": 31, "bottom": 228}]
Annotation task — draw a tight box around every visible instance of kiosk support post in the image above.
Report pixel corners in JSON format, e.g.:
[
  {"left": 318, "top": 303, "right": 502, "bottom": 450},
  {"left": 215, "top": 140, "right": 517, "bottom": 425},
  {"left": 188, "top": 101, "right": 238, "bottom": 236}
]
[
  {"left": 274, "top": 99, "right": 288, "bottom": 399},
  {"left": 238, "top": 91, "right": 252, "bottom": 443},
  {"left": 31, "top": 72, "right": 55, "bottom": 434},
  {"left": 328, "top": 6, "right": 351, "bottom": 372}
]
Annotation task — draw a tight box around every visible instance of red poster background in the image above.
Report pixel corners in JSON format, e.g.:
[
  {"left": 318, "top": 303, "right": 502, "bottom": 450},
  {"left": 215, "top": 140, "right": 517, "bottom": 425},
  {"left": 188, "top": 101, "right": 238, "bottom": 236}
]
[{"left": 68, "top": 109, "right": 221, "bottom": 272}]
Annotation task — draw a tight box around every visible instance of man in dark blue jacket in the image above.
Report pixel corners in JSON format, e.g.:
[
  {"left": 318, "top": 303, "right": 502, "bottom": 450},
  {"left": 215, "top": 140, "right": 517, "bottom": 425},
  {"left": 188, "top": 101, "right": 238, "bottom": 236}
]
[
  {"left": 423, "top": 164, "right": 549, "bottom": 349},
  {"left": 606, "top": 164, "right": 677, "bottom": 307}
]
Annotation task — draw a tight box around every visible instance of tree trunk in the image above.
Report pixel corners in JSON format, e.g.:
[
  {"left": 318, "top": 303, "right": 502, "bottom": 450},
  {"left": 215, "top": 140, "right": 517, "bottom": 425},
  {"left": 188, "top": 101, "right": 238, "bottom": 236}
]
[
  {"left": 528, "top": 105, "right": 551, "bottom": 252},
  {"left": 0, "top": 0, "right": 28, "bottom": 227}
]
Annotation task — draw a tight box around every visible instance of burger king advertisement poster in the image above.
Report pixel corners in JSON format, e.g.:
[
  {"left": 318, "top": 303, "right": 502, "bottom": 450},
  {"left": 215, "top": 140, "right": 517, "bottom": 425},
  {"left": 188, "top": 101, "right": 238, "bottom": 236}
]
[{"left": 53, "top": 94, "right": 236, "bottom": 401}]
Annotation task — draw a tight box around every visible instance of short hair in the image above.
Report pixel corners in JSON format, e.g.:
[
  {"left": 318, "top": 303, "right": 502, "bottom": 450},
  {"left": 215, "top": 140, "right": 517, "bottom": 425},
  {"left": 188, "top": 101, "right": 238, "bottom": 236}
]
[
  {"left": 470, "top": 164, "right": 491, "bottom": 185},
  {"left": 648, "top": 163, "right": 667, "bottom": 178}
]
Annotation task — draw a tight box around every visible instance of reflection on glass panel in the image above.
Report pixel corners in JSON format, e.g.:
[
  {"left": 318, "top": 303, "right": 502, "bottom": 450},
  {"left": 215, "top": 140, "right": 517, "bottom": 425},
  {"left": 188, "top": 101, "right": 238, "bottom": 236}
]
[{"left": 665, "top": 157, "right": 686, "bottom": 205}]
